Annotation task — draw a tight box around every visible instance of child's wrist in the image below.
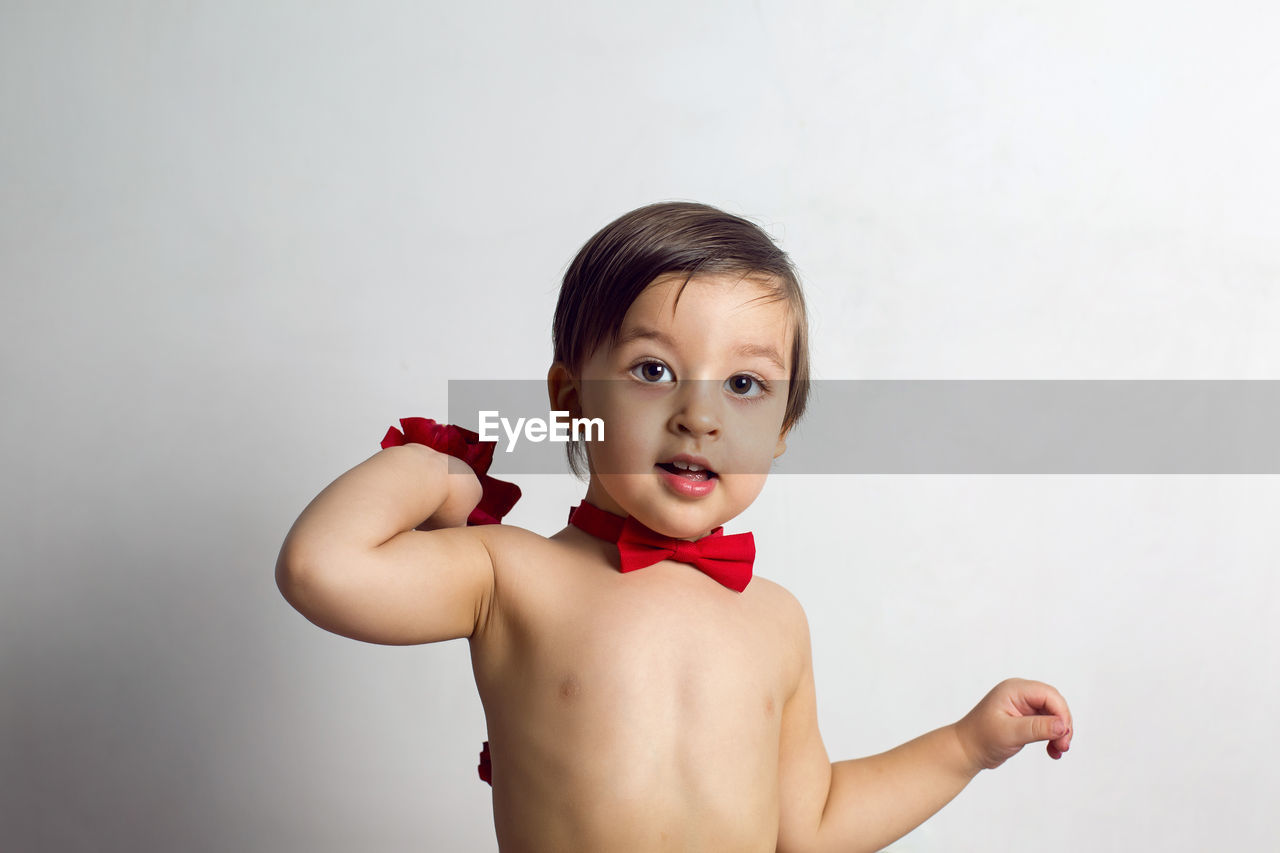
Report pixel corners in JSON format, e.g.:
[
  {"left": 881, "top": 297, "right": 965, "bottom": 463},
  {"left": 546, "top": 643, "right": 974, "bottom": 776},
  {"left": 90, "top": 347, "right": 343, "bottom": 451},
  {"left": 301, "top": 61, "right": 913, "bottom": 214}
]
[
  {"left": 388, "top": 441, "right": 452, "bottom": 479},
  {"left": 947, "top": 721, "right": 986, "bottom": 780},
  {"left": 379, "top": 417, "right": 521, "bottom": 525}
]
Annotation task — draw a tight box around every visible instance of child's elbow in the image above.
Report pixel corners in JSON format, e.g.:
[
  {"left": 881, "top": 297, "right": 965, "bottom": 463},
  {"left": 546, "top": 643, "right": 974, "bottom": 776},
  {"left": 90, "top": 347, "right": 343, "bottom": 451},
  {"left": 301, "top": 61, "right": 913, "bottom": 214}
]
[
  {"left": 275, "top": 537, "right": 325, "bottom": 612},
  {"left": 274, "top": 547, "right": 347, "bottom": 637}
]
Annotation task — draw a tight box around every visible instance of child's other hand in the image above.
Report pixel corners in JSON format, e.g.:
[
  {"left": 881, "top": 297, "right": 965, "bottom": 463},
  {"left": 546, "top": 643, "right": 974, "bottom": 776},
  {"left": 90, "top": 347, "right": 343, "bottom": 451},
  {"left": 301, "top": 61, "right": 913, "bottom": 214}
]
[
  {"left": 955, "top": 678, "right": 1073, "bottom": 772},
  {"left": 415, "top": 448, "right": 483, "bottom": 530}
]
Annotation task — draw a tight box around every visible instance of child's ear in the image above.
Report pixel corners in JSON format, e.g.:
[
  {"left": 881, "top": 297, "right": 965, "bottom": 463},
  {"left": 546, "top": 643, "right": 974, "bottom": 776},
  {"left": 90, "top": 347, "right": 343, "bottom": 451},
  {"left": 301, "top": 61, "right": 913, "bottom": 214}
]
[
  {"left": 773, "top": 425, "right": 789, "bottom": 459},
  {"left": 547, "top": 362, "right": 581, "bottom": 418}
]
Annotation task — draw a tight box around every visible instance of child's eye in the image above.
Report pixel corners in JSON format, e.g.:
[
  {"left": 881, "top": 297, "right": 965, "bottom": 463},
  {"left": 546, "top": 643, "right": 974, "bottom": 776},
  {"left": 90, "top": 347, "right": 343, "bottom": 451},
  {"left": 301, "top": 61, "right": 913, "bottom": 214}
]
[
  {"left": 630, "top": 360, "right": 674, "bottom": 383},
  {"left": 725, "top": 374, "right": 767, "bottom": 398}
]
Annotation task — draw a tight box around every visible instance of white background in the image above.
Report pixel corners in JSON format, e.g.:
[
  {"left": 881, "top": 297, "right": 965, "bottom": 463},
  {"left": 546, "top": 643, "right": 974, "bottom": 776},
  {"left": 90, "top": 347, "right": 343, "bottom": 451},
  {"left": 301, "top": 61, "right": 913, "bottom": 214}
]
[{"left": 3, "top": 2, "right": 1277, "bottom": 850}]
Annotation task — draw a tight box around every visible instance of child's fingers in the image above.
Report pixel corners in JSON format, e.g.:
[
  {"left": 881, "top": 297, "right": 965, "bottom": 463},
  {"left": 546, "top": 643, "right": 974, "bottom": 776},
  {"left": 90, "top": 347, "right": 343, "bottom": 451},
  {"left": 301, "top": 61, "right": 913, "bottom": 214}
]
[
  {"left": 1015, "top": 712, "right": 1069, "bottom": 748},
  {"left": 1009, "top": 680, "right": 1073, "bottom": 736},
  {"left": 1004, "top": 679, "right": 1073, "bottom": 757},
  {"left": 1054, "top": 726, "right": 1073, "bottom": 756},
  {"left": 1010, "top": 679, "right": 1070, "bottom": 716},
  {"left": 1029, "top": 685, "right": 1073, "bottom": 756}
]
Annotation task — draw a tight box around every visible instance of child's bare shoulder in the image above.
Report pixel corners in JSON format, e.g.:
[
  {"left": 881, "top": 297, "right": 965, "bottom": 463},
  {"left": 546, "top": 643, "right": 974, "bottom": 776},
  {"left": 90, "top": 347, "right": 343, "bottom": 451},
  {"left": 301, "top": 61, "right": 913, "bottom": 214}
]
[
  {"left": 470, "top": 521, "right": 572, "bottom": 563},
  {"left": 743, "top": 576, "right": 812, "bottom": 671},
  {"left": 467, "top": 521, "right": 586, "bottom": 592},
  {"left": 749, "top": 575, "right": 808, "bottom": 622}
]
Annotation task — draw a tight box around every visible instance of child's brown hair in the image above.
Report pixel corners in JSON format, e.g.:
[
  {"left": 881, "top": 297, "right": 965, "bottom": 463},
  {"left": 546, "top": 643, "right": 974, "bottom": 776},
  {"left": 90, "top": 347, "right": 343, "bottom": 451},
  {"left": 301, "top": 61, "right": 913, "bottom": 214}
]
[{"left": 552, "top": 201, "right": 810, "bottom": 475}]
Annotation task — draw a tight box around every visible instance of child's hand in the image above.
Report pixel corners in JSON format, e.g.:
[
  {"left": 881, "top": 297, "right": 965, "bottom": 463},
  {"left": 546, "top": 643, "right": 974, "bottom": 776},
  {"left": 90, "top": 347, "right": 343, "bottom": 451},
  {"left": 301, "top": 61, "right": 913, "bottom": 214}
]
[
  {"left": 414, "top": 447, "right": 484, "bottom": 530},
  {"left": 954, "top": 678, "right": 1073, "bottom": 772}
]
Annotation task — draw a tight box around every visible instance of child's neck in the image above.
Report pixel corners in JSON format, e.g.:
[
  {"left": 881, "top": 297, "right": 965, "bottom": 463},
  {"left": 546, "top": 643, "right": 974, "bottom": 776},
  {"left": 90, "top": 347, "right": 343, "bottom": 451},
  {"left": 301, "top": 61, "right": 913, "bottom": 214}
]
[{"left": 581, "top": 483, "right": 720, "bottom": 542}]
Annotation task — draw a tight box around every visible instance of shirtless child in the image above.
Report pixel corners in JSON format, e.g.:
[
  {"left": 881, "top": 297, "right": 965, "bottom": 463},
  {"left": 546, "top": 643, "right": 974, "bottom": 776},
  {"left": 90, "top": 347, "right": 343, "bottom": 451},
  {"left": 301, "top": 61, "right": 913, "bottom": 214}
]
[{"left": 276, "top": 202, "right": 1073, "bottom": 852}]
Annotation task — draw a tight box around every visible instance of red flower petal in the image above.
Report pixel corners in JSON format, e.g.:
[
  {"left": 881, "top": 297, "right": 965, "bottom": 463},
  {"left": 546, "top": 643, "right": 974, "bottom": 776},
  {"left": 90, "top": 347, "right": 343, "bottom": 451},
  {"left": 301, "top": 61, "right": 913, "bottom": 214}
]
[
  {"left": 380, "top": 418, "right": 520, "bottom": 525},
  {"left": 478, "top": 741, "right": 492, "bottom": 785}
]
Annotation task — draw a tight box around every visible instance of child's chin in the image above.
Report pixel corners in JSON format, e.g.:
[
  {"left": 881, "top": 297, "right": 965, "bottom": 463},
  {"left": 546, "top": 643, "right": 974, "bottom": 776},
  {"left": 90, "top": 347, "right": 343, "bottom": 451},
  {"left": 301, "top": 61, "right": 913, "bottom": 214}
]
[{"left": 647, "top": 505, "right": 728, "bottom": 539}]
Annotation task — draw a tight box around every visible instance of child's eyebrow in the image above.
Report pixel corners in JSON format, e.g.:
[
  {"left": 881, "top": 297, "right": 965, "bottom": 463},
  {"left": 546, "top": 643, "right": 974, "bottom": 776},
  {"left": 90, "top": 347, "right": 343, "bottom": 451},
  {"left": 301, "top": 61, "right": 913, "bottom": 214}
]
[
  {"left": 737, "top": 343, "right": 787, "bottom": 372},
  {"left": 618, "top": 326, "right": 787, "bottom": 372}
]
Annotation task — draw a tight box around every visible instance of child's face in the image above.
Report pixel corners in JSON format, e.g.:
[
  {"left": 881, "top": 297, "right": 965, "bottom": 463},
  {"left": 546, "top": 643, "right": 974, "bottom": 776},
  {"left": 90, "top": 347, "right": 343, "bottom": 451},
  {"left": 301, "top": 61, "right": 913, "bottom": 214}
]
[{"left": 568, "top": 272, "right": 792, "bottom": 540}]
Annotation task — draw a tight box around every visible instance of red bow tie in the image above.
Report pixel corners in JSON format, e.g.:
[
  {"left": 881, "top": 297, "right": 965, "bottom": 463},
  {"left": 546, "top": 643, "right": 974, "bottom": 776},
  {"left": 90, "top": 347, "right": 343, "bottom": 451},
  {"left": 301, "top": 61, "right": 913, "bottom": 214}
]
[{"left": 568, "top": 501, "right": 754, "bottom": 592}]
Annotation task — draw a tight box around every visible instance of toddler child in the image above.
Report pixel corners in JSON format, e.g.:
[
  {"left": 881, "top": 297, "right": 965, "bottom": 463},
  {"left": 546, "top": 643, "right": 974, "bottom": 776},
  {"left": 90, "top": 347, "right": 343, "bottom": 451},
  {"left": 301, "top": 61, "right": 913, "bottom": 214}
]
[{"left": 277, "top": 201, "right": 1072, "bottom": 852}]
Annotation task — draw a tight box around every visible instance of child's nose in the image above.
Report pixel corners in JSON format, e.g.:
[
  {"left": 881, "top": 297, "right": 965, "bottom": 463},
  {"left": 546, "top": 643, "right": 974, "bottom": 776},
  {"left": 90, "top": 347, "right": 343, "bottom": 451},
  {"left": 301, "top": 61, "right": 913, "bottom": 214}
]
[{"left": 668, "top": 383, "right": 721, "bottom": 437}]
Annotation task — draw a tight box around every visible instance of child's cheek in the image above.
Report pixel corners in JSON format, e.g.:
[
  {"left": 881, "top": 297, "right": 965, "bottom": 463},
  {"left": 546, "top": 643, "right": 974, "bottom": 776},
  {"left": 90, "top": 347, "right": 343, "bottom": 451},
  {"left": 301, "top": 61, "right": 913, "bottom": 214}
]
[
  {"left": 719, "top": 431, "right": 782, "bottom": 476},
  {"left": 586, "top": 414, "right": 652, "bottom": 475},
  {"left": 721, "top": 471, "right": 769, "bottom": 501}
]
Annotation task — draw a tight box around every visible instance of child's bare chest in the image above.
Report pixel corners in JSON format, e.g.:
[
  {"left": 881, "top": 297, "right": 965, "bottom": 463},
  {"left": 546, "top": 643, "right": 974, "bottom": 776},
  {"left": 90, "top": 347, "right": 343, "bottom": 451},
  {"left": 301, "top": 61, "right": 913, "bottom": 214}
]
[
  {"left": 582, "top": 576, "right": 772, "bottom": 709},
  {"left": 472, "top": 549, "right": 793, "bottom": 846},
  {"left": 477, "top": 554, "right": 790, "bottom": 737}
]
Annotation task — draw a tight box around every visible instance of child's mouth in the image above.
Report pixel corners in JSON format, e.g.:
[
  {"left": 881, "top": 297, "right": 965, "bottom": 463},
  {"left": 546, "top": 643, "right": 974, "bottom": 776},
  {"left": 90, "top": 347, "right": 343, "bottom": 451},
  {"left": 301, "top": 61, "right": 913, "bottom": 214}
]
[{"left": 656, "top": 461, "right": 717, "bottom": 481}]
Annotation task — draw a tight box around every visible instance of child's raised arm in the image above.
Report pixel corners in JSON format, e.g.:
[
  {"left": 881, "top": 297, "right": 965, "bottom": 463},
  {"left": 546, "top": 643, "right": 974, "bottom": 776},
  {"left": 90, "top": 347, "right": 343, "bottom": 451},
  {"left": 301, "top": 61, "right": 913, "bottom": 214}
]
[
  {"left": 776, "top": 601, "right": 1073, "bottom": 853},
  {"left": 275, "top": 444, "right": 497, "bottom": 645}
]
